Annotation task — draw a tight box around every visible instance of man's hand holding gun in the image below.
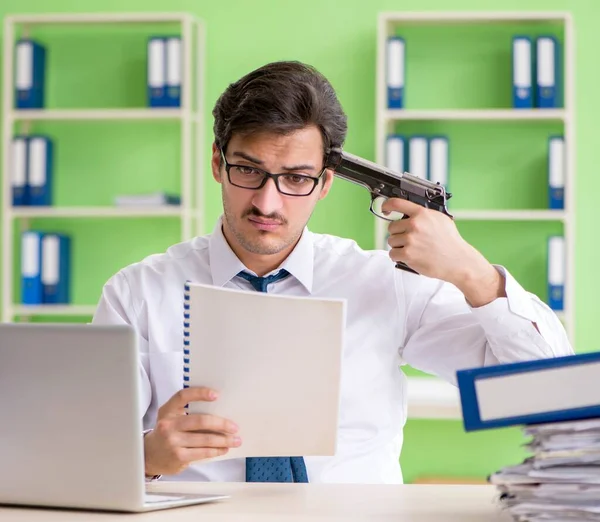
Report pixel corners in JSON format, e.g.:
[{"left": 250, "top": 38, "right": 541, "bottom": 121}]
[{"left": 328, "top": 148, "right": 506, "bottom": 308}]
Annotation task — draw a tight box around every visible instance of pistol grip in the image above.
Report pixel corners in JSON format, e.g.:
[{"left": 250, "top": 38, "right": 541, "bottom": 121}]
[
  {"left": 392, "top": 215, "right": 419, "bottom": 274},
  {"left": 395, "top": 261, "right": 419, "bottom": 275}
]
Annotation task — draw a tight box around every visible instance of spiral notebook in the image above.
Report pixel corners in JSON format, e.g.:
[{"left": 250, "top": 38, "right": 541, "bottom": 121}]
[{"left": 182, "top": 281, "right": 346, "bottom": 461}]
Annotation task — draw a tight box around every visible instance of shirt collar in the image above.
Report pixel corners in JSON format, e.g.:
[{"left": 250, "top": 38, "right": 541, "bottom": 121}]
[{"left": 208, "top": 216, "right": 314, "bottom": 293}]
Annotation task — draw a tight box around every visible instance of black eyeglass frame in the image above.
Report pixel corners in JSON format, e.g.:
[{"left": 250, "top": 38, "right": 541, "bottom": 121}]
[{"left": 219, "top": 149, "right": 326, "bottom": 197}]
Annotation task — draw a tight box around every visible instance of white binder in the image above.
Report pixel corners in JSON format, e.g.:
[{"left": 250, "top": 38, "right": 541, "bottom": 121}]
[
  {"left": 385, "top": 135, "right": 405, "bottom": 174},
  {"left": 408, "top": 136, "right": 428, "bottom": 179},
  {"left": 21, "top": 231, "right": 43, "bottom": 304},
  {"left": 166, "top": 38, "right": 181, "bottom": 86},
  {"left": 15, "top": 41, "right": 33, "bottom": 93},
  {"left": 548, "top": 236, "right": 565, "bottom": 311},
  {"left": 548, "top": 136, "right": 565, "bottom": 209},
  {"left": 512, "top": 37, "right": 532, "bottom": 108},
  {"left": 41, "top": 235, "right": 60, "bottom": 290},
  {"left": 22, "top": 232, "right": 41, "bottom": 279},
  {"left": 386, "top": 37, "right": 405, "bottom": 108},
  {"left": 147, "top": 38, "right": 166, "bottom": 104},
  {"left": 10, "top": 137, "right": 28, "bottom": 205},
  {"left": 428, "top": 137, "right": 449, "bottom": 187},
  {"left": 536, "top": 36, "right": 558, "bottom": 107},
  {"left": 28, "top": 137, "right": 47, "bottom": 192}
]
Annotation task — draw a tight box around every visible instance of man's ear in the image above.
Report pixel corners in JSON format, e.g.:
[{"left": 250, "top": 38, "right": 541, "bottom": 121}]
[
  {"left": 211, "top": 143, "right": 222, "bottom": 183},
  {"left": 317, "top": 169, "right": 334, "bottom": 200}
]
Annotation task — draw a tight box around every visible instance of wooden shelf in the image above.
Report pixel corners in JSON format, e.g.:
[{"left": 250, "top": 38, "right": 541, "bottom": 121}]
[
  {"left": 381, "top": 11, "right": 571, "bottom": 24},
  {"left": 7, "top": 12, "right": 196, "bottom": 25},
  {"left": 12, "top": 305, "right": 97, "bottom": 317},
  {"left": 384, "top": 109, "right": 567, "bottom": 121},
  {"left": 10, "top": 206, "right": 185, "bottom": 218},
  {"left": 10, "top": 108, "right": 196, "bottom": 122}
]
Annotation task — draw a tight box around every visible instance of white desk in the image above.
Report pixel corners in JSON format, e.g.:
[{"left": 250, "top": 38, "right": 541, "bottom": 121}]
[{"left": 0, "top": 482, "right": 510, "bottom": 521}]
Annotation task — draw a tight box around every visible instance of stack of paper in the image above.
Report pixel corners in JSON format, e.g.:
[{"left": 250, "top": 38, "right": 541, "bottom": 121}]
[{"left": 491, "top": 418, "right": 600, "bottom": 521}]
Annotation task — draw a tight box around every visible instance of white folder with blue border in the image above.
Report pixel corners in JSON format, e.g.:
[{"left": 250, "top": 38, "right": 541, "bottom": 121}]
[
  {"left": 512, "top": 36, "right": 532, "bottom": 109},
  {"left": 147, "top": 37, "right": 167, "bottom": 107},
  {"left": 21, "top": 231, "right": 44, "bottom": 305},
  {"left": 385, "top": 134, "right": 405, "bottom": 175},
  {"left": 457, "top": 351, "right": 600, "bottom": 432},
  {"left": 548, "top": 235, "right": 565, "bottom": 311},
  {"left": 10, "top": 137, "right": 28, "bottom": 206},
  {"left": 28, "top": 136, "right": 53, "bottom": 206},
  {"left": 166, "top": 37, "right": 182, "bottom": 107},
  {"left": 536, "top": 36, "right": 559, "bottom": 108},
  {"left": 428, "top": 136, "right": 449, "bottom": 189},
  {"left": 386, "top": 37, "right": 405, "bottom": 109},
  {"left": 15, "top": 39, "right": 46, "bottom": 109},
  {"left": 41, "top": 234, "right": 71, "bottom": 304},
  {"left": 408, "top": 136, "right": 428, "bottom": 179},
  {"left": 548, "top": 136, "right": 565, "bottom": 209}
]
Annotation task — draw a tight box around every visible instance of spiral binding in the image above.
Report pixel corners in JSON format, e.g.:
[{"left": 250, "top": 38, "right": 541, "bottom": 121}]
[{"left": 183, "top": 281, "right": 191, "bottom": 393}]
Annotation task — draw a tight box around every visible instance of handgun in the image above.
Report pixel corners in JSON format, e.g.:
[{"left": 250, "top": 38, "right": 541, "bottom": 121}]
[{"left": 327, "top": 148, "right": 453, "bottom": 275}]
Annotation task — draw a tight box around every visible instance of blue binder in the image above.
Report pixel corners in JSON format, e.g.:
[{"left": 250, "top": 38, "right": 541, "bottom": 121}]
[
  {"left": 41, "top": 234, "right": 71, "bottom": 304},
  {"left": 547, "top": 235, "right": 565, "bottom": 311},
  {"left": 21, "top": 231, "right": 44, "bottom": 305},
  {"left": 536, "top": 36, "right": 560, "bottom": 108},
  {"left": 147, "top": 37, "right": 167, "bottom": 107},
  {"left": 548, "top": 136, "right": 565, "bottom": 210},
  {"left": 27, "top": 136, "right": 54, "bottom": 206},
  {"left": 457, "top": 351, "right": 600, "bottom": 432},
  {"left": 386, "top": 37, "right": 405, "bottom": 109},
  {"left": 15, "top": 39, "right": 46, "bottom": 109},
  {"left": 166, "top": 37, "right": 182, "bottom": 107},
  {"left": 11, "top": 136, "right": 28, "bottom": 206},
  {"left": 512, "top": 36, "right": 533, "bottom": 109}
]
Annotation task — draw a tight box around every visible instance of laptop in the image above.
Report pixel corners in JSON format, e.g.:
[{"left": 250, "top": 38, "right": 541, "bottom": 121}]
[{"left": 0, "top": 322, "right": 228, "bottom": 512}]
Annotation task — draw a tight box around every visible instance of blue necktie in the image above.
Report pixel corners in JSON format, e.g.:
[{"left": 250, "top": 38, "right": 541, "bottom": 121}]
[{"left": 236, "top": 269, "right": 309, "bottom": 483}]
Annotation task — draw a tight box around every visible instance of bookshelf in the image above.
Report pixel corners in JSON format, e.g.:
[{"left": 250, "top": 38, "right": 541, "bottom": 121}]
[
  {"left": 376, "top": 12, "right": 575, "bottom": 419},
  {"left": 1, "top": 12, "right": 205, "bottom": 322}
]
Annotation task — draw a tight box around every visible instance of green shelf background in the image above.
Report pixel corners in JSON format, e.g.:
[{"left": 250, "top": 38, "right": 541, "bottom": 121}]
[{"left": 1, "top": 0, "right": 599, "bottom": 484}]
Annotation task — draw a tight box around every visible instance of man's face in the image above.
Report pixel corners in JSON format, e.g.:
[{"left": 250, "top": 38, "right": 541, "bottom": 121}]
[{"left": 211, "top": 126, "right": 333, "bottom": 257}]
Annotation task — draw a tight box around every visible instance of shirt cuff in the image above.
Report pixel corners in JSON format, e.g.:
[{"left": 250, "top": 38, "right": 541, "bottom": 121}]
[{"left": 466, "top": 265, "right": 538, "bottom": 332}]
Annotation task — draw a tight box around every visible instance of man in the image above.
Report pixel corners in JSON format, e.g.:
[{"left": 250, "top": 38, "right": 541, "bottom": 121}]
[{"left": 93, "top": 61, "right": 573, "bottom": 484}]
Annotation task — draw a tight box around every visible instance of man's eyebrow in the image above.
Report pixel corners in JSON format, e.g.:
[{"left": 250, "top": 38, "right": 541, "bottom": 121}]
[
  {"left": 281, "top": 163, "right": 317, "bottom": 172},
  {"left": 230, "top": 151, "right": 264, "bottom": 165},
  {"left": 230, "top": 151, "right": 316, "bottom": 172}
]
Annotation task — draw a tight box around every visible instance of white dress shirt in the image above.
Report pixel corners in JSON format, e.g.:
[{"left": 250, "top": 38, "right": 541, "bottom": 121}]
[{"left": 92, "top": 217, "right": 573, "bottom": 484}]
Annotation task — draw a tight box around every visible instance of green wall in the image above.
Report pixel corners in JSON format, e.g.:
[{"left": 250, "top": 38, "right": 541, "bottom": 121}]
[{"left": 1, "top": 0, "right": 597, "bottom": 483}]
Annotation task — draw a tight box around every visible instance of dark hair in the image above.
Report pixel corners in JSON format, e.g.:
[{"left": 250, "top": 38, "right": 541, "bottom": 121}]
[{"left": 212, "top": 61, "right": 348, "bottom": 159}]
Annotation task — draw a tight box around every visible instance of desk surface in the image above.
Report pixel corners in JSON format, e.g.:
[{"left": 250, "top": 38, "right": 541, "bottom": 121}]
[{"left": 0, "top": 482, "right": 511, "bottom": 521}]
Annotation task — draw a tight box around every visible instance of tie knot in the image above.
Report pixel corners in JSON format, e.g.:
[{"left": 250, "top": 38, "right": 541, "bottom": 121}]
[{"left": 237, "top": 269, "right": 290, "bottom": 293}]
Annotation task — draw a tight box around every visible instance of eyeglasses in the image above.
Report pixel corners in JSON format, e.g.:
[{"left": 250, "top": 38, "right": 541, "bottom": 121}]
[{"left": 220, "top": 149, "right": 325, "bottom": 197}]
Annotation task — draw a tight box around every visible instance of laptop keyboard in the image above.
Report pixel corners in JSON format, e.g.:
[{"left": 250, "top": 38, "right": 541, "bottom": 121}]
[{"left": 144, "top": 493, "right": 185, "bottom": 503}]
